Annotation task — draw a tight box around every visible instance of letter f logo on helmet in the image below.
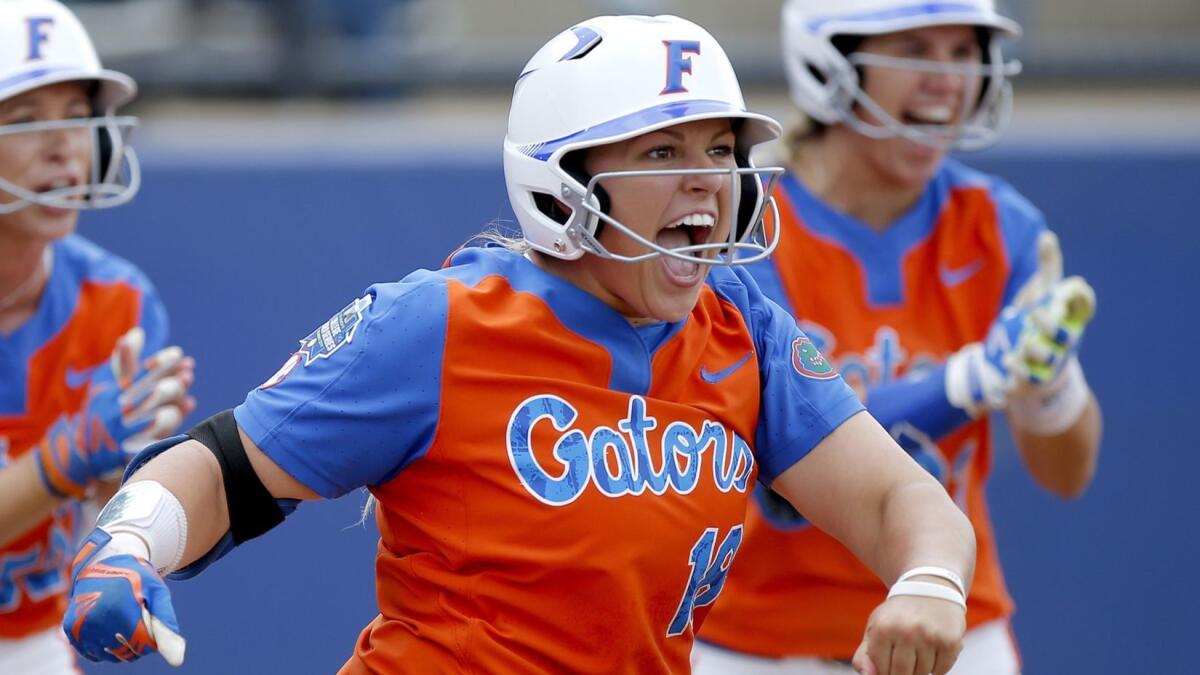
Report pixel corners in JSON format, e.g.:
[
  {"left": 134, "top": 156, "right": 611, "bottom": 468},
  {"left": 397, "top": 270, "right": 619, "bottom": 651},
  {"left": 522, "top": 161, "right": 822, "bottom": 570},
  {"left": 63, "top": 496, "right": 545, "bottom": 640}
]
[
  {"left": 26, "top": 17, "right": 54, "bottom": 61},
  {"left": 660, "top": 40, "right": 700, "bottom": 94}
]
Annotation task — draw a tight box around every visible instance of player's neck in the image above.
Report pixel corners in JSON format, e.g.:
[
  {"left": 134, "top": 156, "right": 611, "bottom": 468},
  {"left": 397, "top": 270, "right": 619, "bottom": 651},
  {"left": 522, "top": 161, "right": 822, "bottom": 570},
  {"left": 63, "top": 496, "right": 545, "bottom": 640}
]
[
  {"left": 0, "top": 237, "right": 52, "bottom": 333},
  {"left": 792, "top": 133, "right": 925, "bottom": 232}
]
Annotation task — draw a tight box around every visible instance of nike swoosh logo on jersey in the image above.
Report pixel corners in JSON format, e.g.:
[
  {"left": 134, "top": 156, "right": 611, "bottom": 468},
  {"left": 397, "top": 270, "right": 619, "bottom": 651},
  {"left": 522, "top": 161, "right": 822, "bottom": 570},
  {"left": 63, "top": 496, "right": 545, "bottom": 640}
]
[
  {"left": 65, "top": 364, "right": 101, "bottom": 389},
  {"left": 700, "top": 351, "right": 753, "bottom": 384},
  {"left": 939, "top": 259, "right": 984, "bottom": 287}
]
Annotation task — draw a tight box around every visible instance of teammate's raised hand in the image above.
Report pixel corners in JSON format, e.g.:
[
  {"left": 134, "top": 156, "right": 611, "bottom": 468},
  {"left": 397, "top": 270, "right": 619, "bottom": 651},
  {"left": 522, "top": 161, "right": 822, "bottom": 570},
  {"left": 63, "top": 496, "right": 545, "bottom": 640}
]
[
  {"left": 35, "top": 328, "right": 196, "bottom": 497},
  {"left": 105, "top": 327, "right": 197, "bottom": 452},
  {"left": 1008, "top": 276, "right": 1095, "bottom": 387},
  {"left": 63, "top": 529, "right": 186, "bottom": 666},
  {"left": 945, "top": 274, "right": 1095, "bottom": 418}
]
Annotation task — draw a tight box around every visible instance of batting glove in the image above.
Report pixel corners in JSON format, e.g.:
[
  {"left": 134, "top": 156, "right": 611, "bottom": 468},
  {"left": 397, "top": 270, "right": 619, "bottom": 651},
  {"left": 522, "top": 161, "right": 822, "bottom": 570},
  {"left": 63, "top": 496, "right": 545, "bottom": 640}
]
[
  {"left": 945, "top": 275, "right": 1096, "bottom": 418},
  {"left": 63, "top": 529, "right": 186, "bottom": 666},
  {"left": 36, "top": 328, "right": 195, "bottom": 498},
  {"left": 1008, "top": 276, "right": 1095, "bottom": 387}
]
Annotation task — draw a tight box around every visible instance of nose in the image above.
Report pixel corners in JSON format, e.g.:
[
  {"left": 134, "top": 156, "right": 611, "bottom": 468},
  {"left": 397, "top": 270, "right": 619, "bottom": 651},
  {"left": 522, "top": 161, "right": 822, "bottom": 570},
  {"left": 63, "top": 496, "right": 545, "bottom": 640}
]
[
  {"left": 41, "top": 124, "right": 90, "bottom": 168},
  {"left": 921, "top": 48, "right": 975, "bottom": 95},
  {"left": 679, "top": 165, "right": 727, "bottom": 196}
]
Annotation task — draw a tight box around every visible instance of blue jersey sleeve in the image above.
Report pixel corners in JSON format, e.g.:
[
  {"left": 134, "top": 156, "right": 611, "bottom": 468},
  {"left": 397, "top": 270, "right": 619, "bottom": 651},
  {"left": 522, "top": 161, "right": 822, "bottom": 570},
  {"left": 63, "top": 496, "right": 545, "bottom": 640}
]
[
  {"left": 992, "top": 177, "right": 1049, "bottom": 307},
  {"left": 134, "top": 274, "right": 169, "bottom": 356},
  {"left": 709, "top": 267, "right": 864, "bottom": 485},
  {"left": 234, "top": 272, "right": 449, "bottom": 498}
]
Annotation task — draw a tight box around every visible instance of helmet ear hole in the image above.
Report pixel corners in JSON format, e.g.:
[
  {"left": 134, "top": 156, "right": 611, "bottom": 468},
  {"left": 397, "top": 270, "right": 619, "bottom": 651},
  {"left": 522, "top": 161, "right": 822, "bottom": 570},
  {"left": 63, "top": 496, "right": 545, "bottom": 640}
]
[
  {"left": 560, "top": 149, "right": 611, "bottom": 237},
  {"left": 95, "top": 124, "right": 114, "bottom": 187},
  {"left": 532, "top": 192, "right": 571, "bottom": 225}
]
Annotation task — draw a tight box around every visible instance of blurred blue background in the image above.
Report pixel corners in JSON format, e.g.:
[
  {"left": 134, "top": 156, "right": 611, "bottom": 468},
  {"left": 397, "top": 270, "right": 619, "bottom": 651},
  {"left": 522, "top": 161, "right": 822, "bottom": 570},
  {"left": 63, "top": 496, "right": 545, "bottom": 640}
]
[{"left": 51, "top": 0, "right": 1199, "bottom": 672}]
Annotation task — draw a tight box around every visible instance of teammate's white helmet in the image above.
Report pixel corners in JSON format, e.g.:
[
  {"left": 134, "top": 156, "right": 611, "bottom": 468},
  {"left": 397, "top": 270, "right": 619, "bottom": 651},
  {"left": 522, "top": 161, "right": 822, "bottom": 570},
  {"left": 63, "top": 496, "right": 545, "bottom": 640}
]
[
  {"left": 782, "top": 0, "right": 1022, "bottom": 150},
  {"left": 0, "top": 0, "right": 140, "bottom": 212},
  {"left": 504, "top": 15, "right": 783, "bottom": 265}
]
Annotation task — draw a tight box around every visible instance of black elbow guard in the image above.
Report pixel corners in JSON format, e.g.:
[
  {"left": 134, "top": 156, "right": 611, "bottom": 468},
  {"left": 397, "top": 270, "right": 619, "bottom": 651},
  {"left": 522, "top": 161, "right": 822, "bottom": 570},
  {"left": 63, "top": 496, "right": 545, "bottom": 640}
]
[{"left": 187, "top": 410, "right": 286, "bottom": 545}]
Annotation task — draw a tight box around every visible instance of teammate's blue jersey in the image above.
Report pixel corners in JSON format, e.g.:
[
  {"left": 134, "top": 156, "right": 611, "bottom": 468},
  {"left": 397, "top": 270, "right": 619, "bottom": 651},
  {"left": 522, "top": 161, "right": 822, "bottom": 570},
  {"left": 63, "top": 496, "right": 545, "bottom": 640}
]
[
  {"left": 0, "top": 235, "right": 167, "bottom": 638},
  {"left": 701, "top": 159, "right": 1047, "bottom": 658},
  {"left": 235, "top": 245, "right": 863, "bottom": 673}
]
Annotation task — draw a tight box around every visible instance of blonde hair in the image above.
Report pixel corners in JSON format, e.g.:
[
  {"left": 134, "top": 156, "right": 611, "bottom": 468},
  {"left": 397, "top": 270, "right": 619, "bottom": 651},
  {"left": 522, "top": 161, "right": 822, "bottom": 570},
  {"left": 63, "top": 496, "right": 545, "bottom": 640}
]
[{"left": 469, "top": 224, "right": 531, "bottom": 254}]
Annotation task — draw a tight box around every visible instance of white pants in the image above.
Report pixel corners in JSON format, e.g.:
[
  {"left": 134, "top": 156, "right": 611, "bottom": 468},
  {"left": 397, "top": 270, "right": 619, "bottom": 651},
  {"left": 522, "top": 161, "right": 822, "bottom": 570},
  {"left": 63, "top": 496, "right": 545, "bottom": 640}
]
[
  {"left": 692, "top": 619, "right": 1020, "bottom": 675},
  {"left": 0, "top": 626, "right": 81, "bottom": 675}
]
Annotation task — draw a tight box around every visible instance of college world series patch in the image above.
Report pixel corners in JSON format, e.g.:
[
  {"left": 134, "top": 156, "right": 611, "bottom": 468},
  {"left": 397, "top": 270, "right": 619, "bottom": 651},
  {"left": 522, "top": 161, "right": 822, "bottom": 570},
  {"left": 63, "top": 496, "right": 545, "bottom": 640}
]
[{"left": 258, "top": 294, "right": 373, "bottom": 389}]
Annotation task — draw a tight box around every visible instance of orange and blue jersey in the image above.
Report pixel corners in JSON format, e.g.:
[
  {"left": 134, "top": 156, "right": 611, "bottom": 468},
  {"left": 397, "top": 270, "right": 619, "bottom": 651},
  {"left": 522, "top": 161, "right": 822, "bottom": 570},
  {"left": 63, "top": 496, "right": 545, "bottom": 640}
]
[
  {"left": 0, "top": 235, "right": 167, "bottom": 639},
  {"left": 234, "top": 245, "right": 863, "bottom": 673},
  {"left": 698, "top": 159, "right": 1046, "bottom": 659}
]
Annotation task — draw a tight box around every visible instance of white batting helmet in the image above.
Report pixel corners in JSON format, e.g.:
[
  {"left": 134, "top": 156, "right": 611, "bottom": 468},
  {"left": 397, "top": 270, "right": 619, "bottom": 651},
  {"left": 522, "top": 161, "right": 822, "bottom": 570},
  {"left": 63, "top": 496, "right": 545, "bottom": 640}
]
[
  {"left": 504, "top": 15, "right": 784, "bottom": 265},
  {"left": 782, "top": 0, "right": 1022, "bottom": 149},
  {"left": 0, "top": 0, "right": 140, "bottom": 212}
]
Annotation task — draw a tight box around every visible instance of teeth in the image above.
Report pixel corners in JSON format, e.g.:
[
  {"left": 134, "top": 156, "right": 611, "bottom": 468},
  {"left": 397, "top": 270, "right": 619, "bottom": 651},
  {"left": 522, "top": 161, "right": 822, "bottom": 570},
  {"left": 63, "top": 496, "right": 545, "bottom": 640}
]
[
  {"left": 49, "top": 179, "right": 72, "bottom": 189},
  {"left": 668, "top": 213, "right": 715, "bottom": 228},
  {"left": 908, "top": 105, "right": 954, "bottom": 124}
]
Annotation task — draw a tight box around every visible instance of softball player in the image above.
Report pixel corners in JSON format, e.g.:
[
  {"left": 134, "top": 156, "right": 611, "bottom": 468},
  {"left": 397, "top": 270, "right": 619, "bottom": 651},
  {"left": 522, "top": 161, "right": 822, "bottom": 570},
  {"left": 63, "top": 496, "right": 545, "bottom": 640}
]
[
  {"left": 696, "top": 2, "right": 1102, "bottom": 673},
  {"left": 0, "top": 1, "right": 194, "bottom": 672},
  {"left": 63, "top": 15, "right": 975, "bottom": 674}
]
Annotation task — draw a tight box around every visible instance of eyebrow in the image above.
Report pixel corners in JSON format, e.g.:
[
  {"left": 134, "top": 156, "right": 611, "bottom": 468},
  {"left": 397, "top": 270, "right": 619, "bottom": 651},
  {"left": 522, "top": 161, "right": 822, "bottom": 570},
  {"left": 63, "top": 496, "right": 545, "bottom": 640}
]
[{"left": 649, "top": 127, "right": 735, "bottom": 143}]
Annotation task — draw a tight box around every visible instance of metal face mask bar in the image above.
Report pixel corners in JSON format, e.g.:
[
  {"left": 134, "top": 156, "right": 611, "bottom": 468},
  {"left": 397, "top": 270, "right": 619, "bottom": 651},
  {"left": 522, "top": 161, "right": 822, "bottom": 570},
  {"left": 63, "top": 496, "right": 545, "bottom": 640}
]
[
  {"left": 558, "top": 164, "right": 785, "bottom": 267},
  {"left": 841, "top": 49, "right": 1021, "bottom": 150},
  {"left": 0, "top": 115, "right": 140, "bottom": 213}
]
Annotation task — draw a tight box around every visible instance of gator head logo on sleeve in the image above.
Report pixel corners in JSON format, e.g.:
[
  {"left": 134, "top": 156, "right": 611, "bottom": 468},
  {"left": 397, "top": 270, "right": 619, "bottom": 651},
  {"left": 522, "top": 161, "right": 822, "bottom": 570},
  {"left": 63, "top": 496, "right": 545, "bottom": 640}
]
[{"left": 791, "top": 336, "right": 837, "bottom": 380}]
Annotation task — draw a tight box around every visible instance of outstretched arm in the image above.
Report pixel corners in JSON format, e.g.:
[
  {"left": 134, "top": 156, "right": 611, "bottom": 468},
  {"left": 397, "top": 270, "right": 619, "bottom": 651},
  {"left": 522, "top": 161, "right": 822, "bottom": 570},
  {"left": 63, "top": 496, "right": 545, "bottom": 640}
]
[
  {"left": 773, "top": 411, "right": 975, "bottom": 675},
  {"left": 63, "top": 417, "right": 319, "bottom": 667},
  {"left": 122, "top": 427, "right": 319, "bottom": 569}
]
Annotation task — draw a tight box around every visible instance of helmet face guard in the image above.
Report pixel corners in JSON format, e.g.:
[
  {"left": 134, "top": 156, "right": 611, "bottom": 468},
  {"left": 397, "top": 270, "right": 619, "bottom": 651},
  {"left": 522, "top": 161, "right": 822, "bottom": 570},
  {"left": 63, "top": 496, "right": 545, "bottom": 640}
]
[
  {"left": 0, "top": 115, "right": 140, "bottom": 213},
  {"left": 503, "top": 15, "right": 785, "bottom": 265},
  {"left": 0, "top": 0, "right": 140, "bottom": 213},
  {"left": 838, "top": 49, "right": 1022, "bottom": 150},
  {"left": 560, "top": 165, "right": 785, "bottom": 266},
  {"left": 782, "top": 0, "right": 1022, "bottom": 150}
]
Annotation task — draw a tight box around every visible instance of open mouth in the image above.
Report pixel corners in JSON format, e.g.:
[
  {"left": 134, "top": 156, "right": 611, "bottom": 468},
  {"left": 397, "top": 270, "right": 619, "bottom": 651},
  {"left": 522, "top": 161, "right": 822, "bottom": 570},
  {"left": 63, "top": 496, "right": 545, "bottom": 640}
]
[
  {"left": 655, "top": 212, "right": 716, "bottom": 284},
  {"left": 34, "top": 176, "right": 82, "bottom": 202},
  {"left": 901, "top": 105, "right": 957, "bottom": 127}
]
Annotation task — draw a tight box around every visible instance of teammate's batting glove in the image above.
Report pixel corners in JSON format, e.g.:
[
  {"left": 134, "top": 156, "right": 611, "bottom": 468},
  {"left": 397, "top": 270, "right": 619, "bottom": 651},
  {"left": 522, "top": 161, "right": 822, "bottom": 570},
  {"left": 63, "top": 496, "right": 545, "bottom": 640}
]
[
  {"left": 1007, "top": 276, "right": 1096, "bottom": 387},
  {"left": 944, "top": 308, "right": 1021, "bottom": 418},
  {"left": 35, "top": 328, "right": 194, "bottom": 498},
  {"left": 63, "top": 529, "right": 186, "bottom": 666}
]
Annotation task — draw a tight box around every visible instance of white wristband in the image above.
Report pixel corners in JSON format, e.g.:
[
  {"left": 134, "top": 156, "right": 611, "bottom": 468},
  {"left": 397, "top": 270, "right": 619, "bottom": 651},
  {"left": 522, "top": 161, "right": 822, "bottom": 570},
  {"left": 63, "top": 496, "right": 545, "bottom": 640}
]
[
  {"left": 887, "top": 580, "right": 967, "bottom": 610},
  {"left": 1009, "top": 357, "right": 1090, "bottom": 435},
  {"left": 896, "top": 566, "right": 967, "bottom": 600},
  {"left": 94, "top": 480, "right": 188, "bottom": 575}
]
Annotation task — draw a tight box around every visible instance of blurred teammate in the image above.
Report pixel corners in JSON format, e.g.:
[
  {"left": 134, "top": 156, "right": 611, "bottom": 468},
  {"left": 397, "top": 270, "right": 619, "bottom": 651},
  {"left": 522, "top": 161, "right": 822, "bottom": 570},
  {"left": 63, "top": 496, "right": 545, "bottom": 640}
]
[
  {"left": 60, "top": 15, "right": 974, "bottom": 675},
  {"left": 0, "top": 1, "right": 195, "bottom": 672},
  {"left": 695, "top": 2, "right": 1103, "bottom": 673}
]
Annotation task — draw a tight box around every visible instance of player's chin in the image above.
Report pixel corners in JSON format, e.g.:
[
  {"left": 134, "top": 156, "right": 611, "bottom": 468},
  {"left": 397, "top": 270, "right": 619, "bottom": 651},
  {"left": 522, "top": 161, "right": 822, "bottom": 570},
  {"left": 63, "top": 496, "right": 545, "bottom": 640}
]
[{"left": 643, "top": 282, "right": 705, "bottom": 323}]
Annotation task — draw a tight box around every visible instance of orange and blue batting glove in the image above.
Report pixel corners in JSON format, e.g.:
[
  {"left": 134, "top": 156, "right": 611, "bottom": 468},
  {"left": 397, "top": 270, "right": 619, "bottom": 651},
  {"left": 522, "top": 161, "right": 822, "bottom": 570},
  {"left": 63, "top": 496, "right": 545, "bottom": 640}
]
[
  {"left": 35, "top": 329, "right": 188, "bottom": 498},
  {"left": 63, "top": 529, "right": 186, "bottom": 666}
]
